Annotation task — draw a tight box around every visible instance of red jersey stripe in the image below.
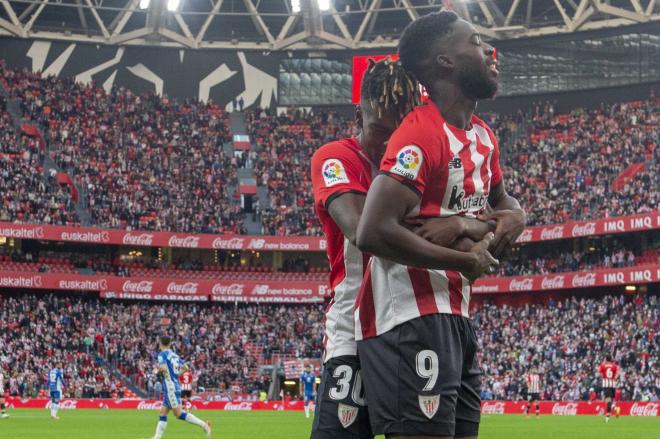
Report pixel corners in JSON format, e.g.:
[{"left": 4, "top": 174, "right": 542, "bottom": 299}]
[
  {"left": 447, "top": 271, "right": 463, "bottom": 315},
  {"left": 458, "top": 142, "right": 477, "bottom": 197},
  {"left": 407, "top": 267, "right": 439, "bottom": 315},
  {"left": 357, "top": 261, "right": 377, "bottom": 339}
]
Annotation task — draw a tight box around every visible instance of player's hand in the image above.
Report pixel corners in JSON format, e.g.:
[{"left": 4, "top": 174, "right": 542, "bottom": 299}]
[
  {"left": 477, "top": 209, "right": 526, "bottom": 258},
  {"left": 462, "top": 233, "right": 499, "bottom": 283},
  {"left": 405, "top": 216, "right": 495, "bottom": 248}
]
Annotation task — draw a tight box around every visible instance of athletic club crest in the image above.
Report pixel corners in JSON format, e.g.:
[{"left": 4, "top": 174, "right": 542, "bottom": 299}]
[
  {"left": 337, "top": 403, "right": 359, "bottom": 428},
  {"left": 418, "top": 394, "right": 440, "bottom": 419}
]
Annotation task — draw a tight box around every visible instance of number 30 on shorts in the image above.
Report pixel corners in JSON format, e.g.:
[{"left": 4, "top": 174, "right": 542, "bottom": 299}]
[
  {"left": 416, "top": 349, "right": 439, "bottom": 391},
  {"left": 329, "top": 365, "right": 366, "bottom": 406}
]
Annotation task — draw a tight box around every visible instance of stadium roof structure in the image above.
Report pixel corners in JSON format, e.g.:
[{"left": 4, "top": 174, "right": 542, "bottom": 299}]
[{"left": 0, "top": 0, "right": 658, "bottom": 50}]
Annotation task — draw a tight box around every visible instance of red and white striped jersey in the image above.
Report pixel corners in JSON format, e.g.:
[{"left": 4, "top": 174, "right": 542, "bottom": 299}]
[
  {"left": 179, "top": 371, "right": 193, "bottom": 391},
  {"left": 599, "top": 362, "right": 619, "bottom": 388},
  {"left": 355, "top": 102, "right": 502, "bottom": 340},
  {"left": 526, "top": 373, "right": 542, "bottom": 394},
  {"left": 311, "top": 138, "right": 374, "bottom": 362}
]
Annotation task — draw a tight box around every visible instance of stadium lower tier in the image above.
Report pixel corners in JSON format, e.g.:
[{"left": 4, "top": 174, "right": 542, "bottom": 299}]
[{"left": 0, "top": 290, "right": 657, "bottom": 401}]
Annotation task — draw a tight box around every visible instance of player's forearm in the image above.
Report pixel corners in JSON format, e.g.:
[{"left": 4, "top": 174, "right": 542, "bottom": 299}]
[
  {"left": 491, "top": 192, "right": 523, "bottom": 213},
  {"left": 357, "top": 218, "right": 476, "bottom": 271}
]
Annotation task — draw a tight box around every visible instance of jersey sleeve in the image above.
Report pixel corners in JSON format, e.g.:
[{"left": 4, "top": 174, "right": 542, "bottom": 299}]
[
  {"left": 311, "top": 143, "right": 370, "bottom": 209},
  {"left": 157, "top": 352, "right": 167, "bottom": 366},
  {"left": 379, "top": 124, "right": 434, "bottom": 196}
]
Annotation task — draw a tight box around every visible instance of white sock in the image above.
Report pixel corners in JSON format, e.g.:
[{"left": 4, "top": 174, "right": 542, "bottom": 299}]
[
  {"left": 180, "top": 412, "right": 208, "bottom": 430},
  {"left": 51, "top": 404, "right": 58, "bottom": 417},
  {"left": 305, "top": 404, "right": 310, "bottom": 417},
  {"left": 154, "top": 417, "right": 167, "bottom": 439}
]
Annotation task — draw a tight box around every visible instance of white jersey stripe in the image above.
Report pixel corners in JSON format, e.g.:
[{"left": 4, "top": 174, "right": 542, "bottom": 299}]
[
  {"left": 460, "top": 276, "right": 470, "bottom": 317},
  {"left": 465, "top": 129, "right": 485, "bottom": 201},
  {"left": 371, "top": 259, "right": 421, "bottom": 336},
  {"left": 440, "top": 123, "right": 468, "bottom": 217},
  {"left": 429, "top": 270, "right": 452, "bottom": 314},
  {"left": 324, "top": 236, "right": 361, "bottom": 361},
  {"left": 473, "top": 125, "right": 495, "bottom": 187}
]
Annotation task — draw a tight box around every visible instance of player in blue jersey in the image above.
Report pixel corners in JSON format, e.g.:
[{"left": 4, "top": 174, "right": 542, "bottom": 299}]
[
  {"left": 300, "top": 364, "right": 317, "bottom": 419},
  {"left": 48, "top": 361, "right": 65, "bottom": 420},
  {"left": 151, "top": 335, "right": 211, "bottom": 439}
]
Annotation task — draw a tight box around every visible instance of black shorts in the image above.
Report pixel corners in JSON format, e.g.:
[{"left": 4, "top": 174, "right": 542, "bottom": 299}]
[
  {"left": 181, "top": 390, "right": 192, "bottom": 399},
  {"left": 528, "top": 393, "right": 540, "bottom": 402},
  {"left": 603, "top": 388, "right": 615, "bottom": 399},
  {"left": 311, "top": 355, "right": 373, "bottom": 439},
  {"left": 357, "top": 314, "right": 482, "bottom": 438}
]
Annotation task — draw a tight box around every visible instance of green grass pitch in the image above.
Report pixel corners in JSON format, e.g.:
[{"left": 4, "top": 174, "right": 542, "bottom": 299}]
[{"left": 0, "top": 410, "right": 658, "bottom": 439}]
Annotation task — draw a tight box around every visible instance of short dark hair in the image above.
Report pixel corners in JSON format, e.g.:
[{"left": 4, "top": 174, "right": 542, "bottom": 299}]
[
  {"left": 398, "top": 10, "right": 459, "bottom": 86},
  {"left": 605, "top": 354, "right": 612, "bottom": 362},
  {"left": 360, "top": 57, "right": 421, "bottom": 121},
  {"left": 159, "top": 335, "right": 171, "bottom": 347}
]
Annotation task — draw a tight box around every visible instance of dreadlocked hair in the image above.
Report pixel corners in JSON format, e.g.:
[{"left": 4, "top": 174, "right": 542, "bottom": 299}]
[
  {"left": 360, "top": 57, "right": 422, "bottom": 121},
  {"left": 398, "top": 10, "right": 459, "bottom": 87}
]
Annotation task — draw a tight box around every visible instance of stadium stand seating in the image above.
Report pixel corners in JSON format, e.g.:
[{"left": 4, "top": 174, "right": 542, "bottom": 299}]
[
  {"left": 1, "top": 63, "right": 657, "bottom": 234},
  {"left": 476, "top": 293, "right": 659, "bottom": 401},
  {"left": 0, "top": 293, "right": 323, "bottom": 399},
  {"left": 0, "top": 91, "right": 79, "bottom": 226},
  {"left": 0, "top": 291, "right": 656, "bottom": 400},
  {"left": 2, "top": 63, "right": 240, "bottom": 234},
  {"left": 0, "top": 293, "right": 134, "bottom": 399}
]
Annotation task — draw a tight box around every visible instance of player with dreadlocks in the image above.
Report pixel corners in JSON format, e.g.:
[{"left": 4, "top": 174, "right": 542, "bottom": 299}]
[
  {"left": 354, "top": 10, "right": 525, "bottom": 439},
  {"left": 310, "top": 56, "right": 494, "bottom": 439},
  {"left": 310, "top": 57, "right": 421, "bottom": 439}
]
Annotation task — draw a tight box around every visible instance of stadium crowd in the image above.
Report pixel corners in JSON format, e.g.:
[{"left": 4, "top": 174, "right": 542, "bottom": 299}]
[
  {"left": 0, "top": 291, "right": 657, "bottom": 401},
  {"left": 0, "top": 293, "right": 127, "bottom": 399},
  {"left": 504, "top": 98, "right": 658, "bottom": 226},
  {"left": 1, "top": 61, "right": 657, "bottom": 235},
  {"left": 0, "top": 293, "right": 324, "bottom": 399},
  {"left": 476, "top": 293, "right": 660, "bottom": 401},
  {"left": 0, "top": 94, "right": 78, "bottom": 226},
  {"left": 2, "top": 63, "right": 242, "bottom": 234},
  {"left": 496, "top": 246, "right": 657, "bottom": 277},
  {"left": 246, "top": 107, "right": 355, "bottom": 236}
]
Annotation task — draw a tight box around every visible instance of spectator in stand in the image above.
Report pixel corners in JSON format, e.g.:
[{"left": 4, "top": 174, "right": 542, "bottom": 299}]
[
  {"left": 503, "top": 98, "right": 658, "bottom": 226},
  {"left": 0, "top": 294, "right": 124, "bottom": 399},
  {"left": 476, "top": 293, "right": 659, "bottom": 401},
  {"left": 246, "top": 107, "right": 355, "bottom": 236},
  {"left": 0, "top": 293, "right": 323, "bottom": 399},
  {"left": 2, "top": 63, "right": 241, "bottom": 234},
  {"left": 0, "top": 86, "right": 78, "bottom": 225}
]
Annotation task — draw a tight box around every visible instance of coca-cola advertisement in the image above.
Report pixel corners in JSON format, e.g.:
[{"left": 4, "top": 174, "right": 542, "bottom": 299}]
[
  {"left": 551, "top": 402, "right": 579, "bottom": 416},
  {"left": 629, "top": 402, "right": 659, "bottom": 417},
  {"left": 0, "top": 212, "right": 655, "bottom": 251},
  {"left": 477, "top": 401, "right": 660, "bottom": 416},
  {"left": 5, "top": 398, "right": 659, "bottom": 415},
  {"left": 6, "top": 397, "right": 307, "bottom": 411}
]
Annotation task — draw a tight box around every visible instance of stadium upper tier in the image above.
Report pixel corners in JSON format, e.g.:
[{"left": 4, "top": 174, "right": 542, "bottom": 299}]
[{"left": 1, "top": 62, "right": 657, "bottom": 236}]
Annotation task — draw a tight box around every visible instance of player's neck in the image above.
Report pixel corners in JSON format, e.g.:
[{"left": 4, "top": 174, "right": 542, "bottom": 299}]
[
  {"left": 355, "top": 132, "right": 380, "bottom": 166},
  {"left": 430, "top": 83, "right": 477, "bottom": 130}
]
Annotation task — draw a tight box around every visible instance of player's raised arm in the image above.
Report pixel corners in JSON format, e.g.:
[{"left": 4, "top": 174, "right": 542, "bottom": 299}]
[{"left": 357, "top": 174, "right": 498, "bottom": 278}]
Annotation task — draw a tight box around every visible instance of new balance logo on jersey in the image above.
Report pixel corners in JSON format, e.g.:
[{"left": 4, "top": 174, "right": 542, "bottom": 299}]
[
  {"left": 448, "top": 157, "right": 462, "bottom": 169},
  {"left": 447, "top": 185, "right": 488, "bottom": 212}
]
